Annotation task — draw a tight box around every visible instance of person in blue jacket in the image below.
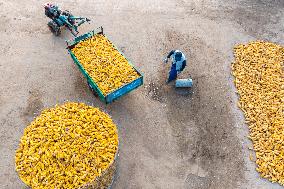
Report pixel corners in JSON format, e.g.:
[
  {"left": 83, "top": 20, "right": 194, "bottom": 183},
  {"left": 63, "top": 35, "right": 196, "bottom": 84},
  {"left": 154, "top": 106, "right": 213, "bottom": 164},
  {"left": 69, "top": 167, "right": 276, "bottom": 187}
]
[{"left": 164, "top": 50, "right": 187, "bottom": 83}]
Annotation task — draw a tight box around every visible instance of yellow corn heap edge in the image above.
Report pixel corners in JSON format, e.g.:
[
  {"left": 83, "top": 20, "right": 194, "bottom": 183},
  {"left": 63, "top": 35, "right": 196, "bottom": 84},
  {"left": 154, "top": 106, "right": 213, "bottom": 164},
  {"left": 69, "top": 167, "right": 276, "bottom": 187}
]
[
  {"left": 71, "top": 34, "right": 140, "bottom": 95},
  {"left": 15, "top": 102, "right": 119, "bottom": 189},
  {"left": 232, "top": 41, "right": 284, "bottom": 185}
]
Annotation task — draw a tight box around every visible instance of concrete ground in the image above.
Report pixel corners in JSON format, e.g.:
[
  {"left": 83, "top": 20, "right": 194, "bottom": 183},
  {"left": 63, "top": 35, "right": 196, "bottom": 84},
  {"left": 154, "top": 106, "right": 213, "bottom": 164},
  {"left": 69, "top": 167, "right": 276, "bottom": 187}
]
[{"left": 0, "top": 0, "right": 283, "bottom": 188}]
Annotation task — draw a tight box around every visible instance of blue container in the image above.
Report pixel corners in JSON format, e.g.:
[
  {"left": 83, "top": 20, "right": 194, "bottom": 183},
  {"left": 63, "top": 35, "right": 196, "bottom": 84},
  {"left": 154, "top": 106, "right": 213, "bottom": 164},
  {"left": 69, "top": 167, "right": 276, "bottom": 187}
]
[
  {"left": 175, "top": 78, "right": 193, "bottom": 88},
  {"left": 66, "top": 27, "right": 143, "bottom": 104}
]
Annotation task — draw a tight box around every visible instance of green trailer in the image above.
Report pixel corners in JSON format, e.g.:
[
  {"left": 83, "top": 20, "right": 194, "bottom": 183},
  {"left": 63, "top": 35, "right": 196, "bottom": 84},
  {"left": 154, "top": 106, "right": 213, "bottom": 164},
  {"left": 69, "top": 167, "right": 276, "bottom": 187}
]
[{"left": 66, "top": 27, "right": 143, "bottom": 104}]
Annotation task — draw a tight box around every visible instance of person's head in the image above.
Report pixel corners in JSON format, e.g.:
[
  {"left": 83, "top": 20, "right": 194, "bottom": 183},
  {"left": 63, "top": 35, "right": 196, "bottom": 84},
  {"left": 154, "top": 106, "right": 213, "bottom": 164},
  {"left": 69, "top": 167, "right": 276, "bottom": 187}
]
[{"left": 175, "top": 52, "right": 182, "bottom": 61}]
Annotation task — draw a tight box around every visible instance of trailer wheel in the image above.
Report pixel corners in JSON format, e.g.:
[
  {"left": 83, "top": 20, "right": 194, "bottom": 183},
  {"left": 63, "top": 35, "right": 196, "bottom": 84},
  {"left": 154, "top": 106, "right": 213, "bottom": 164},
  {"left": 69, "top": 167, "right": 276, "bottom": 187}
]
[
  {"left": 47, "top": 21, "right": 61, "bottom": 36},
  {"left": 87, "top": 81, "right": 98, "bottom": 97}
]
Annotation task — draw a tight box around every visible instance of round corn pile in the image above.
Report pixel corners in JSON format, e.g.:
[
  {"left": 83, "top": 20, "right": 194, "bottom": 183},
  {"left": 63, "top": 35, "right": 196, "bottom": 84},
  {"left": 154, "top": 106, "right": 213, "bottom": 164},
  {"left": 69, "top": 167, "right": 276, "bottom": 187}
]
[
  {"left": 15, "top": 102, "right": 119, "bottom": 189},
  {"left": 72, "top": 34, "right": 140, "bottom": 95},
  {"left": 232, "top": 41, "right": 284, "bottom": 184}
]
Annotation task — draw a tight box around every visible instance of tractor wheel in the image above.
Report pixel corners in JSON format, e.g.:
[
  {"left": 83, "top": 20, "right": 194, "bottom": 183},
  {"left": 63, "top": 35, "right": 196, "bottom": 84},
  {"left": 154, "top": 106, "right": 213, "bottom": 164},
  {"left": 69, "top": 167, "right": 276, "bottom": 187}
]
[
  {"left": 87, "top": 81, "right": 98, "bottom": 97},
  {"left": 47, "top": 21, "right": 61, "bottom": 36}
]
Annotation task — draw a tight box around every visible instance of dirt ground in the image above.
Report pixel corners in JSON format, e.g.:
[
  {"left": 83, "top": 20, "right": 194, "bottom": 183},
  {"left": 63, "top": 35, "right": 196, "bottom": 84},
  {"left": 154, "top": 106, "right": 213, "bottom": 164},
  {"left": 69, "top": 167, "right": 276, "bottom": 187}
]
[{"left": 0, "top": 0, "right": 283, "bottom": 189}]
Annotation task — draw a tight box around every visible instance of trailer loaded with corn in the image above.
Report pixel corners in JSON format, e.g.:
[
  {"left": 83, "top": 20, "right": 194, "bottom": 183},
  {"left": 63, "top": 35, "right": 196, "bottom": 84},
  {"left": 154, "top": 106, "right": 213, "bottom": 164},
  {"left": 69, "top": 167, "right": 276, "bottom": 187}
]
[{"left": 66, "top": 27, "right": 143, "bottom": 104}]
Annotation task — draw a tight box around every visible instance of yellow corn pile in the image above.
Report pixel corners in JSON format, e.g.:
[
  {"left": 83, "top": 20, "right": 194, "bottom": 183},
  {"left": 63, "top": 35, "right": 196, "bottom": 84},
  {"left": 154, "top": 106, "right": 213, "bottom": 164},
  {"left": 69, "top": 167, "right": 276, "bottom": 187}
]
[
  {"left": 232, "top": 41, "right": 284, "bottom": 185},
  {"left": 15, "top": 102, "right": 118, "bottom": 189},
  {"left": 72, "top": 34, "right": 140, "bottom": 95}
]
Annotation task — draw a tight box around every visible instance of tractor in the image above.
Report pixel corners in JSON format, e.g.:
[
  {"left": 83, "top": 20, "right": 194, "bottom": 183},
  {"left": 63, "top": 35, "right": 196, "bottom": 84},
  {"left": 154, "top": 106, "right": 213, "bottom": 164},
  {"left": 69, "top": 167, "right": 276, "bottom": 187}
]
[{"left": 44, "top": 3, "right": 90, "bottom": 36}]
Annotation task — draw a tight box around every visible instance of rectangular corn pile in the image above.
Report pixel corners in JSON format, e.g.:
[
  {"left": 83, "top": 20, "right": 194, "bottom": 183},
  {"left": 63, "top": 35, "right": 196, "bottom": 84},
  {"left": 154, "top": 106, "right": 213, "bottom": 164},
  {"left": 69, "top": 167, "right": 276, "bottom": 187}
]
[
  {"left": 71, "top": 34, "right": 140, "bottom": 95},
  {"left": 232, "top": 41, "right": 284, "bottom": 185}
]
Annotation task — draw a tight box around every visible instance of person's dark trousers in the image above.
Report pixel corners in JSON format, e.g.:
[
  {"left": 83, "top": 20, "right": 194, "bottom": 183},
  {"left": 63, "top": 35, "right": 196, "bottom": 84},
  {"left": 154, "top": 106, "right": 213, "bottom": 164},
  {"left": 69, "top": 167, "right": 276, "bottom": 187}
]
[{"left": 167, "top": 64, "right": 177, "bottom": 83}]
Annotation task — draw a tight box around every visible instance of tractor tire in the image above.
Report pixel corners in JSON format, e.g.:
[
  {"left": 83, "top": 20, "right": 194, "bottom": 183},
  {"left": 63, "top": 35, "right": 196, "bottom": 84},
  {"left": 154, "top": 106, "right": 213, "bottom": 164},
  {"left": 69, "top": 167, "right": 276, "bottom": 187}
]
[{"left": 47, "top": 21, "right": 61, "bottom": 36}]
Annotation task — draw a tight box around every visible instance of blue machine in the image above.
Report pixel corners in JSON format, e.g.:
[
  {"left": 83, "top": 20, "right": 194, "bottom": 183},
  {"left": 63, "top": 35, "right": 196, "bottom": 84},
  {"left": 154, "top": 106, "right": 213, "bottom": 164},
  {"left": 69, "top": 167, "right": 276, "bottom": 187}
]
[{"left": 44, "top": 3, "right": 90, "bottom": 36}]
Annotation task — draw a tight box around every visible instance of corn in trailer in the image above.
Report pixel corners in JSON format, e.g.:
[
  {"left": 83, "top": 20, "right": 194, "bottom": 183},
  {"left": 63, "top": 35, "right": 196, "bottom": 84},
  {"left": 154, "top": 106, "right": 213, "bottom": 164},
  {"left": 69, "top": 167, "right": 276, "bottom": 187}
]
[{"left": 66, "top": 27, "right": 143, "bottom": 104}]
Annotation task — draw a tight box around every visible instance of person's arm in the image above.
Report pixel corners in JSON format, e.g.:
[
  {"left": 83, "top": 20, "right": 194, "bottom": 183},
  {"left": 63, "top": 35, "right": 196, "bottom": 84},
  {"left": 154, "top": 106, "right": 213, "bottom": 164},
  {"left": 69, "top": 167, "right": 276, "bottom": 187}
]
[
  {"left": 177, "top": 60, "right": 186, "bottom": 73},
  {"left": 167, "top": 50, "right": 175, "bottom": 58},
  {"left": 180, "top": 60, "right": 186, "bottom": 71},
  {"left": 164, "top": 50, "right": 175, "bottom": 63}
]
